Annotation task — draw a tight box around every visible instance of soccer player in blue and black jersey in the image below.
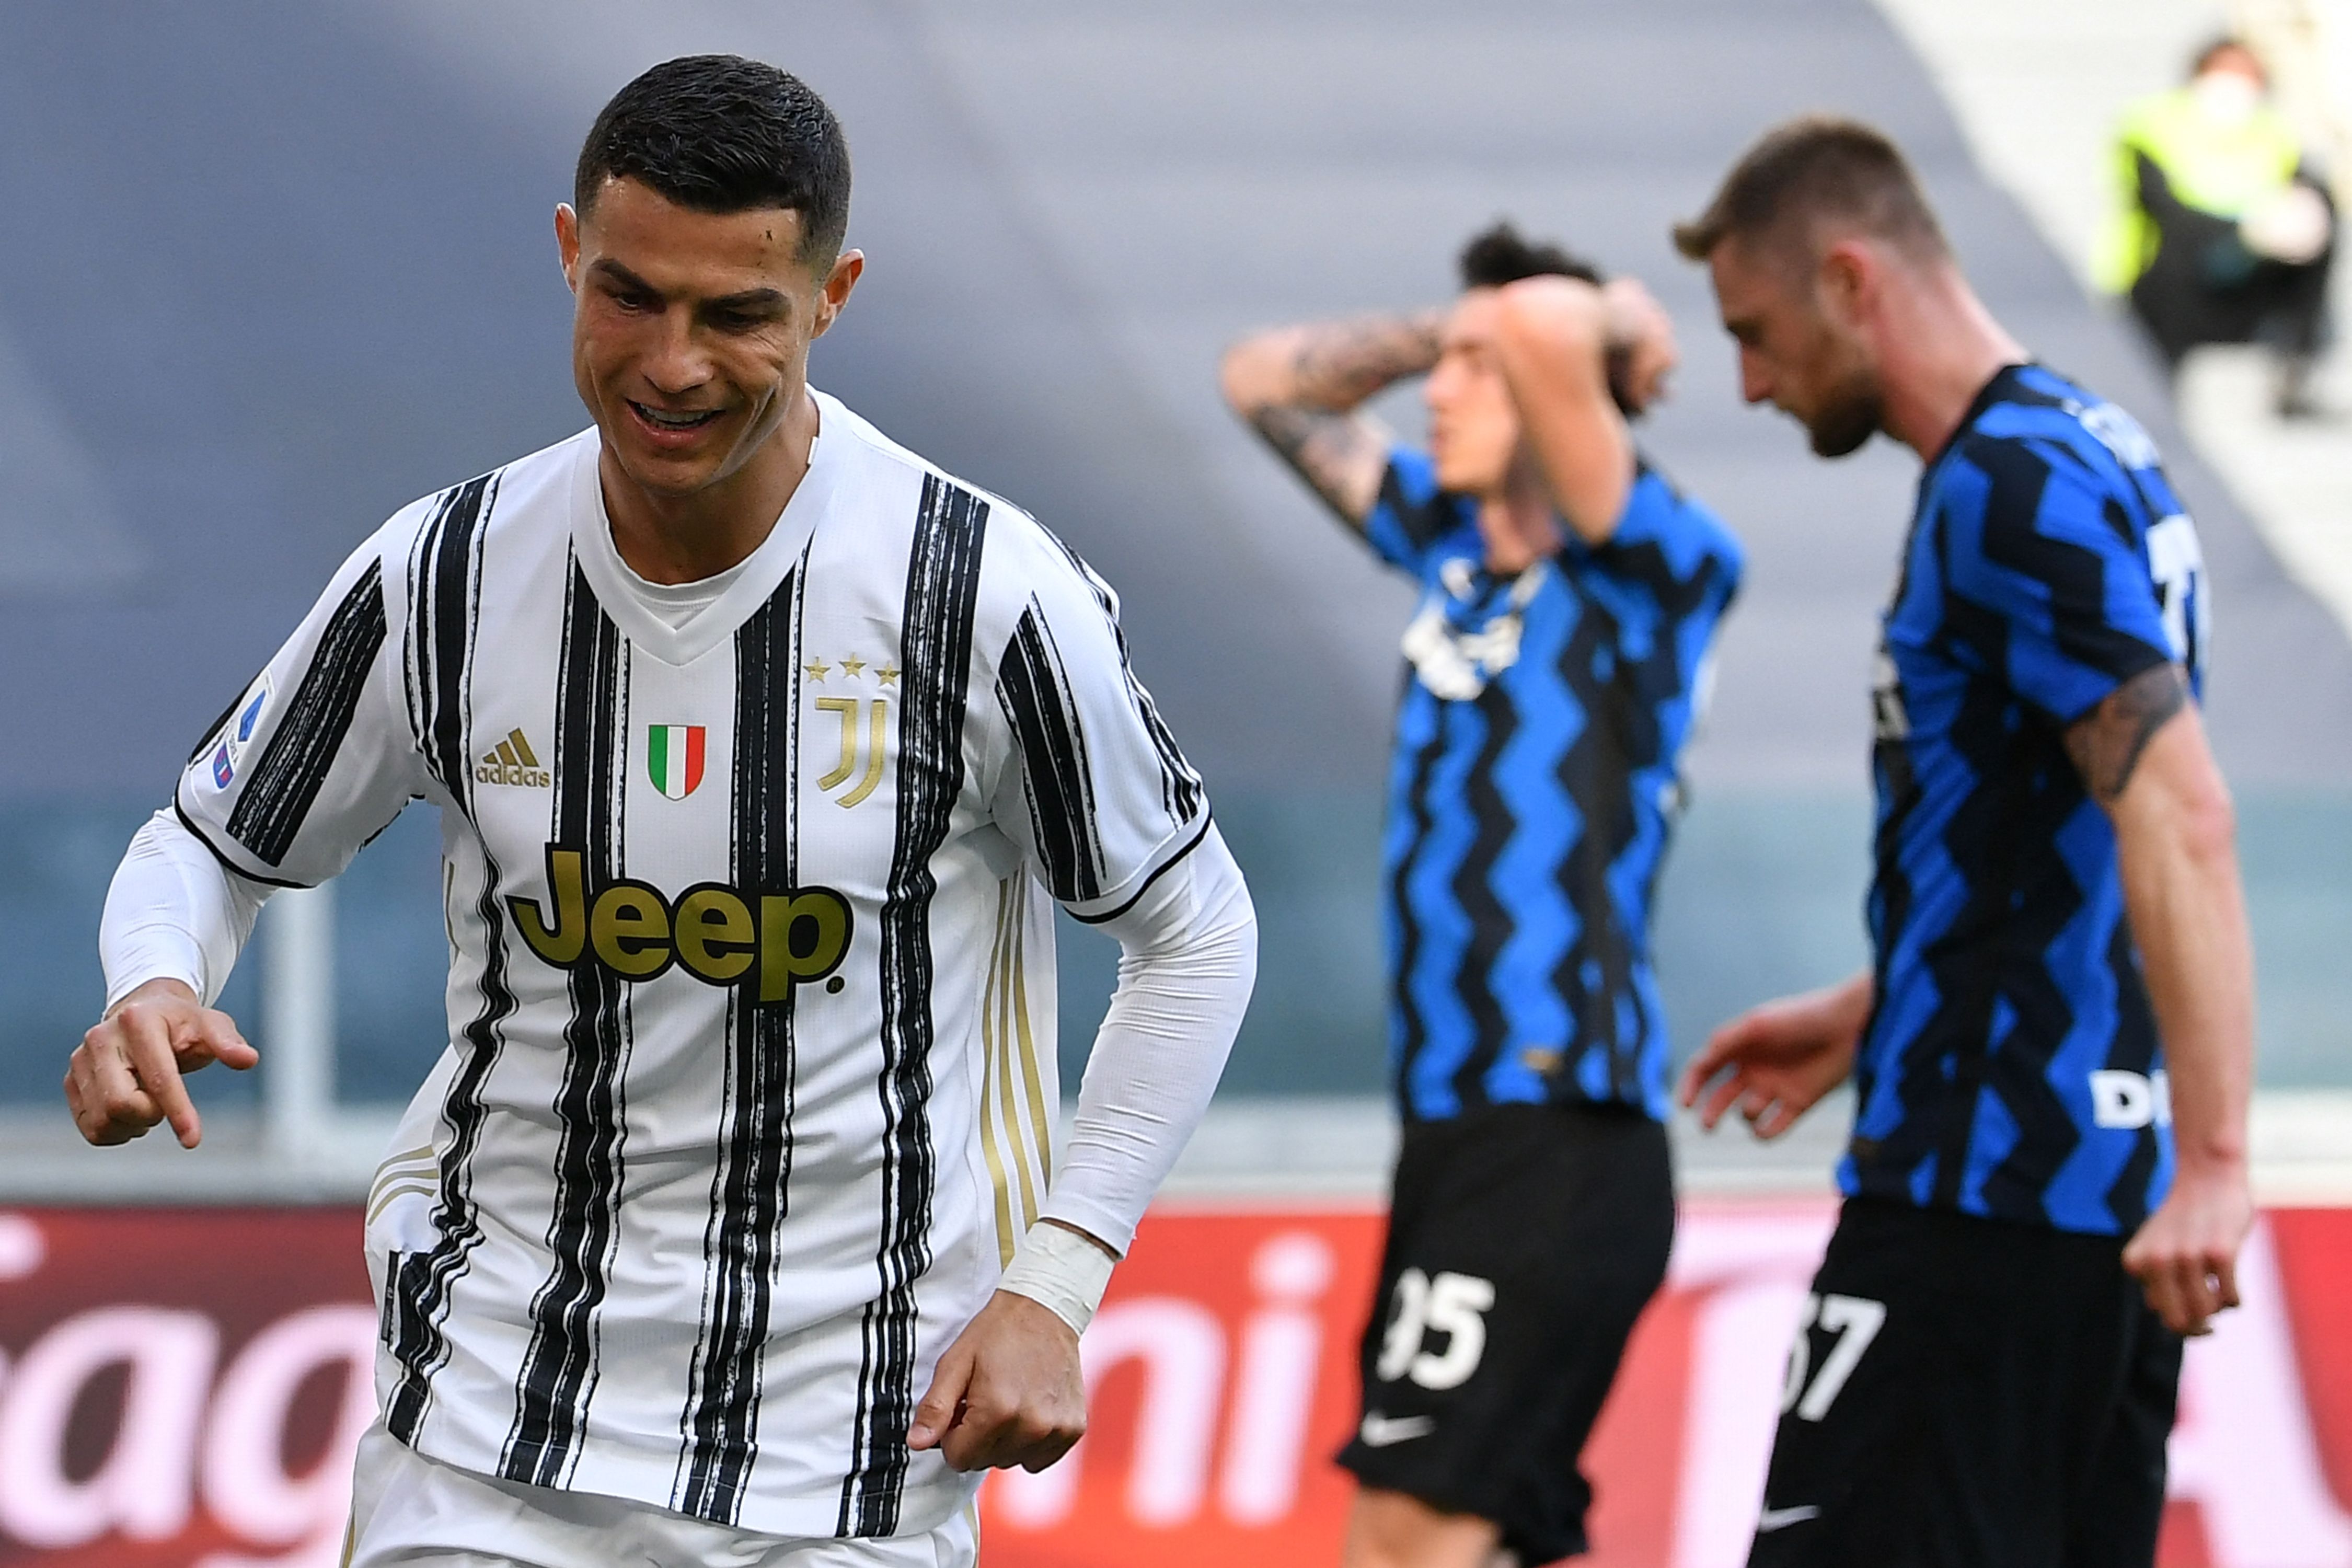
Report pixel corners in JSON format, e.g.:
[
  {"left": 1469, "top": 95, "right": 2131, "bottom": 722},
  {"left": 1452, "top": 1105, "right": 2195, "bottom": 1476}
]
[
  {"left": 1221, "top": 226, "right": 1744, "bottom": 1568},
  {"left": 1676, "top": 119, "right": 2256, "bottom": 1567}
]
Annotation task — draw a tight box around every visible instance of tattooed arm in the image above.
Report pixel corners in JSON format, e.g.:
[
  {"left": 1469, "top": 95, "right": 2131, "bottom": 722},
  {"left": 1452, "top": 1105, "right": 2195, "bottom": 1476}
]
[
  {"left": 2065, "top": 664, "right": 2254, "bottom": 1336},
  {"left": 1218, "top": 312, "right": 1443, "bottom": 528},
  {"left": 2063, "top": 662, "right": 2193, "bottom": 801}
]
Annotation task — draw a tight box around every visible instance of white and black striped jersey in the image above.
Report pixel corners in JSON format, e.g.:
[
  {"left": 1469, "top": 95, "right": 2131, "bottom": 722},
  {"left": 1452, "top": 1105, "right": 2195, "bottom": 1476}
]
[{"left": 170, "top": 391, "right": 1209, "bottom": 1538}]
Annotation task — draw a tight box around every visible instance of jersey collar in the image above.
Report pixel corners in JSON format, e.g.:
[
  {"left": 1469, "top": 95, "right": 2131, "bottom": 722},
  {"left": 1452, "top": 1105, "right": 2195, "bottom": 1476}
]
[
  {"left": 569, "top": 389, "right": 843, "bottom": 667},
  {"left": 1925, "top": 361, "right": 2034, "bottom": 470}
]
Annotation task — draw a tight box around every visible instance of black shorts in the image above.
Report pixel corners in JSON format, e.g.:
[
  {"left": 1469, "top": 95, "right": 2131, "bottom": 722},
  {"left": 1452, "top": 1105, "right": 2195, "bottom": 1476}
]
[
  {"left": 1749, "top": 1197, "right": 2182, "bottom": 1568},
  {"left": 1337, "top": 1100, "right": 1674, "bottom": 1565}
]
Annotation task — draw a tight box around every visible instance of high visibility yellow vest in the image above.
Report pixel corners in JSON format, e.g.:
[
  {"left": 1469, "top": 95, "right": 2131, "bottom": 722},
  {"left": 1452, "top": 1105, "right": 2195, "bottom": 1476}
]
[{"left": 2096, "top": 87, "right": 2304, "bottom": 293}]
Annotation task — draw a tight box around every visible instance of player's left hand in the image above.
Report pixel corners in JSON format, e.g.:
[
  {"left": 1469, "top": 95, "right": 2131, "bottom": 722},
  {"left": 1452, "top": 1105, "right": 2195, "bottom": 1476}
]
[
  {"left": 907, "top": 1290, "right": 1086, "bottom": 1472},
  {"left": 2122, "top": 1160, "right": 2252, "bottom": 1337}
]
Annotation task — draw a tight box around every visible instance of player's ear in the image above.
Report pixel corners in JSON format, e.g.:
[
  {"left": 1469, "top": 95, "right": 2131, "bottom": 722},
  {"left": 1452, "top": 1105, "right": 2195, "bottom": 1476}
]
[
  {"left": 555, "top": 203, "right": 582, "bottom": 294},
  {"left": 1816, "top": 240, "right": 1873, "bottom": 328},
  {"left": 812, "top": 249, "right": 863, "bottom": 339}
]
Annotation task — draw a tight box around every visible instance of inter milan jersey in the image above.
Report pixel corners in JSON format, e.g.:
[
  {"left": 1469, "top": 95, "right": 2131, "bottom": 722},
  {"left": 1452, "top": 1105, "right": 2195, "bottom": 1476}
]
[
  {"left": 1365, "top": 448, "right": 1743, "bottom": 1123},
  {"left": 174, "top": 392, "right": 1207, "bottom": 1537},
  {"left": 1849, "top": 364, "right": 2209, "bottom": 1237}
]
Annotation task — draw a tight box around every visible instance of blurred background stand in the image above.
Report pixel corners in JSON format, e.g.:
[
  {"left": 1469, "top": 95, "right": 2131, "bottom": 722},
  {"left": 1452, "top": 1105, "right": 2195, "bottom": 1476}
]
[{"left": 0, "top": 0, "right": 2346, "bottom": 1209}]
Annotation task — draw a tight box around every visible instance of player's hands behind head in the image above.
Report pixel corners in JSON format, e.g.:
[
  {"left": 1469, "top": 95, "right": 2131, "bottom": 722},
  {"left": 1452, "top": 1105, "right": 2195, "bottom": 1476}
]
[
  {"left": 1678, "top": 972, "right": 1871, "bottom": 1139},
  {"left": 2123, "top": 1161, "right": 2252, "bottom": 1337},
  {"left": 908, "top": 1289, "right": 1087, "bottom": 1473},
  {"left": 1487, "top": 272, "right": 1677, "bottom": 416},
  {"left": 65, "top": 978, "right": 257, "bottom": 1150},
  {"left": 1600, "top": 276, "right": 1678, "bottom": 413}
]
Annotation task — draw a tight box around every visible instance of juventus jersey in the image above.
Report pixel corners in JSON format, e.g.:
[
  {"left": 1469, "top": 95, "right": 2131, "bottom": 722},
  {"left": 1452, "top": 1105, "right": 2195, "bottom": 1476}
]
[{"left": 172, "top": 391, "right": 1207, "bottom": 1537}]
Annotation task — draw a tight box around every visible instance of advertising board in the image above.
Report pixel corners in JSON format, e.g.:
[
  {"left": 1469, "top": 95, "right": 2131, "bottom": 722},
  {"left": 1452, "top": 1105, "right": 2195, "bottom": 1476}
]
[{"left": 1, "top": 1203, "right": 2347, "bottom": 1566}]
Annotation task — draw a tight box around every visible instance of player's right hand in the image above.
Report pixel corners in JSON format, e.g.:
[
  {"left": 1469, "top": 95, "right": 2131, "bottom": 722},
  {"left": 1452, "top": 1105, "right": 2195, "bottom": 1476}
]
[
  {"left": 1678, "top": 972, "right": 1872, "bottom": 1138},
  {"left": 1600, "top": 276, "right": 1679, "bottom": 412},
  {"left": 65, "top": 978, "right": 258, "bottom": 1149}
]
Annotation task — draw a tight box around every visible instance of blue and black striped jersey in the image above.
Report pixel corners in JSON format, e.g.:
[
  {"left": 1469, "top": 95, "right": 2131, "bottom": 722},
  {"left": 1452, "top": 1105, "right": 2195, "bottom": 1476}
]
[
  {"left": 1366, "top": 447, "right": 1743, "bottom": 1123},
  {"left": 1851, "top": 364, "right": 2209, "bottom": 1236}
]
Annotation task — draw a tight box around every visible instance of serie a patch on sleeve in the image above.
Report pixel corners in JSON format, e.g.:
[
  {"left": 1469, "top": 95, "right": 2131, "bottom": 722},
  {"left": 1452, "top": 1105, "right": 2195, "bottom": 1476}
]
[{"left": 211, "top": 674, "right": 273, "bottom": 789}]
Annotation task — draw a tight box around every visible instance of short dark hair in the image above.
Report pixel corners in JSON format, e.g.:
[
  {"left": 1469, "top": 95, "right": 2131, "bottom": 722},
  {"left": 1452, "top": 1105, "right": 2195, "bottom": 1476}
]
[
  {"left": 1459, "top": 221, "right": 1604, "bottom": 291},
  {"left": 1671, "top": 116, "right": 1947, "bottom": 267},
  {"left": 575, "top": 55, "right": 851, "bottom": 266}
]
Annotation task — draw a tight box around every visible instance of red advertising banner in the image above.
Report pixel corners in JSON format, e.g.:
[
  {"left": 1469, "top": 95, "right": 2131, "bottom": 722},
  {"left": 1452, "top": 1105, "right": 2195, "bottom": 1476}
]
[
  {"left": 1, "top": 1202, "right": 2349, "bottom": 1566},
  {"left": 0, "top": 1208, "right": 374, "bottom": 1568}
]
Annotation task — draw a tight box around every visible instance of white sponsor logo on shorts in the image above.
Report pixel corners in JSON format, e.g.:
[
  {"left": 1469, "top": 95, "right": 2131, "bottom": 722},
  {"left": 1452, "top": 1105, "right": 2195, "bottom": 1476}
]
[
  {"left": 1357, "top": 1412, "right": 1437, "bottom": 1448},
  {"left": 1756, "top": 1504, "right": 1821, "bottom": 1533}
]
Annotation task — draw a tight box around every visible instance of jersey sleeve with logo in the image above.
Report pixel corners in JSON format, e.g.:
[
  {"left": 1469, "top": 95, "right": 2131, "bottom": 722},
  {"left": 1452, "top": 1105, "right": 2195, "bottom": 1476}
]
[
  {"left": 174, "top": 518, "right": 425, "bottom": 889},
  {"left": 986, "top": 533, "right": 1209, "bottom": 921},
  {"left": 1933, "top": 432, "right": 2176, "bottom": 725}
]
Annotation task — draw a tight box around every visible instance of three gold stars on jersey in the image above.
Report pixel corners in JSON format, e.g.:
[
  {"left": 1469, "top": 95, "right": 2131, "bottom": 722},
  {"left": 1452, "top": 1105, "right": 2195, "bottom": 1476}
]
[{"left": 802, "top": 653, "right": 898, "bottom": 686}]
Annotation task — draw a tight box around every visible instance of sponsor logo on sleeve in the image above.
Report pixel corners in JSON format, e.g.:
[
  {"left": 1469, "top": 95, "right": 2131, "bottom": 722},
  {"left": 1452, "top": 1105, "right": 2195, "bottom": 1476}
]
[
  {"left": 235, "top": 678, "right": 271, "bottom": 745},
  {"left": 210, "top": 674, "right": 274, "bottom": 789}
]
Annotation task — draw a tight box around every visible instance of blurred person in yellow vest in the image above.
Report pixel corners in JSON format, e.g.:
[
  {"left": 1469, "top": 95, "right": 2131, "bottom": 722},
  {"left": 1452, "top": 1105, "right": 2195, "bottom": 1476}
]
[{"left": 2100, "top": 37, "right": 2335, "bottom": 416}]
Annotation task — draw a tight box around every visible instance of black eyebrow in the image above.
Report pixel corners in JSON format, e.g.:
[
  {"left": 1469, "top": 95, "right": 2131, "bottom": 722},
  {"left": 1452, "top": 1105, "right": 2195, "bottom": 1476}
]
[
  {"left": 705, "top": 288, "right": 788, "bottom": 315},
  {"left": 587, "top": 261, "right": 787, "bottom": 318},
  {"left": 588, "top": 258, "right": 659, "bottom": 296}
]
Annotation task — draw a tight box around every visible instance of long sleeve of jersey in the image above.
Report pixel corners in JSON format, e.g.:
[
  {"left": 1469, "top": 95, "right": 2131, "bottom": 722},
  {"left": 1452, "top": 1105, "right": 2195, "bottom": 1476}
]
[
  {"left": 99, "top": 809, "right": 272, "bottom": 1009},
  {"left": 1042, "top": 823, "right": 1255, "bottom": 1253}
]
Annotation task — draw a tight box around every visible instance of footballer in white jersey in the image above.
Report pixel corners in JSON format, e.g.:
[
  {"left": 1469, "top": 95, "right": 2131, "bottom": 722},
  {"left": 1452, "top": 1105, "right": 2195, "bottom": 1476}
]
[{"left": 73, "top": 55, "right": 1255, "bottom": 1567}]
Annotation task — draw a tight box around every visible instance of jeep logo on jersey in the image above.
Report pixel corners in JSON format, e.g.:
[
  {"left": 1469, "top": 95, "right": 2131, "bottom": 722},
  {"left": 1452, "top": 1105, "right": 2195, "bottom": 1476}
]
[
  {"left": 647, "top": 724, "right": 706, "bottom": 799},
  {"left": 507, "top": 846, "right": 849, "bottom": 1001}
]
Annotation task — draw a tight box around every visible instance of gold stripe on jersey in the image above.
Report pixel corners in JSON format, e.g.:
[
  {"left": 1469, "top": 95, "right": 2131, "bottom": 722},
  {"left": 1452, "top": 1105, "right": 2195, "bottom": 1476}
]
[
  {"left": 368, "top": 1180, "right": 444, "bottom": 1228},
  {"left": 1005, "top": 879, "right": 1054, "bottom": 1188},
  {"left": 368, "top": 1144, "right": 440, "bottom": 1225},
  {"left": 978, "top": 879, "right": 1054, "bottom": 1266},
  {"left": 994, "top": 941, "right": 1041, "bottom": 1231},
  {"left": 978, "top": 882, "right": 1020, "bottom": 1265}
]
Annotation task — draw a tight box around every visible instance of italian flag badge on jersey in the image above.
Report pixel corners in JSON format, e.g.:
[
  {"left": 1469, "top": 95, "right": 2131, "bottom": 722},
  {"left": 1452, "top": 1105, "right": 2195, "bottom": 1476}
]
[{"left": 648, "top": 724, "right": 706, "bottom": 800}]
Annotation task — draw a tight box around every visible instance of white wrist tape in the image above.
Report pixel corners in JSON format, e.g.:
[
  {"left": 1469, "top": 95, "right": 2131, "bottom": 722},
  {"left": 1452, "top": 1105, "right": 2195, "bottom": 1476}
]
[{"left": 996, "top": 1221, "right": 1117, "bottom": 1335}]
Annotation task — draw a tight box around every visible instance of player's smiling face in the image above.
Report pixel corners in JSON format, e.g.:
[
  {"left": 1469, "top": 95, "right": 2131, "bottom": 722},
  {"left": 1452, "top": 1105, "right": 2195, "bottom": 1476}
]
[
  {"left": 1424, "top": 289, "right": 1524, "bottom": 495},
  {"left": 558, "top": 177, "right": 861, "bottom": 499}
]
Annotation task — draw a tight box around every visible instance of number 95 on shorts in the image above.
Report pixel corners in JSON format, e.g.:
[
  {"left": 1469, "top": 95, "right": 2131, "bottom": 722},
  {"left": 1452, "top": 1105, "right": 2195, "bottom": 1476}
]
[{"left": 1338, "top": 1102, "right": 1674, "bottom": 1565}]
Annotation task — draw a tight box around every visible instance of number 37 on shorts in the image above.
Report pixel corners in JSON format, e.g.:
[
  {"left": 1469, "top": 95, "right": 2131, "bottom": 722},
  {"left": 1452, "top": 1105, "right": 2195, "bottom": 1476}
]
[{"left": 1782, "top": 1293, "right": 1887, "bottom": 1422}]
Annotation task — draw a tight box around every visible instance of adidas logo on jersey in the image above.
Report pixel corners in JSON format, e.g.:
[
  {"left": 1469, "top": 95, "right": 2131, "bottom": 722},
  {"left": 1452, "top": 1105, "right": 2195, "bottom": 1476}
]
[
  {"left": 508, "top": 846, "right": 852, "bottom": 1002},
  {"left": 476, "top": 728, "right": 551, "bottom": 789}
]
